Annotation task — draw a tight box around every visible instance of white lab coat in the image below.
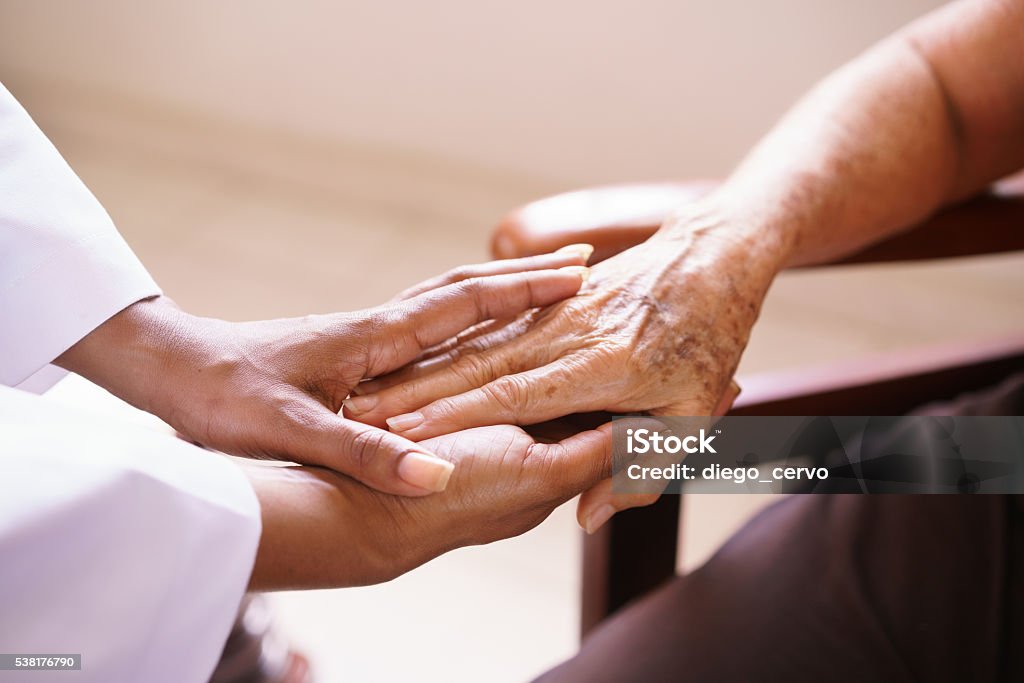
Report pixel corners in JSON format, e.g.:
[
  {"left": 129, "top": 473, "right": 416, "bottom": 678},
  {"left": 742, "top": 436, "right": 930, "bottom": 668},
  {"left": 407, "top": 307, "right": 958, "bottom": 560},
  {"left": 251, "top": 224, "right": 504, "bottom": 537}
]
[{"left": 0, "top": 82, "right": 261, "bottom": 682}]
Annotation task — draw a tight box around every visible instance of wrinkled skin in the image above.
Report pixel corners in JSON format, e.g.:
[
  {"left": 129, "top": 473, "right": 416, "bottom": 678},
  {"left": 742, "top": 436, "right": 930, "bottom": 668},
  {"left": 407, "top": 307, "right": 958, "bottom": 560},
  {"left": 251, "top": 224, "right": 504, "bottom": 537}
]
[{"left": 346, "top": 201, "right": 787, "bottom": 525}]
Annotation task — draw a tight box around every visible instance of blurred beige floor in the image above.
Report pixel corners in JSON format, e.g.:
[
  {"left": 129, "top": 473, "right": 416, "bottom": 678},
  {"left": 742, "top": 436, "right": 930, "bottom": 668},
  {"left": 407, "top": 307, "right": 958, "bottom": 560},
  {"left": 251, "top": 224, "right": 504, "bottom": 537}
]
[{"left": 17, "top": 82, "right": 1024, "bottom": 682}]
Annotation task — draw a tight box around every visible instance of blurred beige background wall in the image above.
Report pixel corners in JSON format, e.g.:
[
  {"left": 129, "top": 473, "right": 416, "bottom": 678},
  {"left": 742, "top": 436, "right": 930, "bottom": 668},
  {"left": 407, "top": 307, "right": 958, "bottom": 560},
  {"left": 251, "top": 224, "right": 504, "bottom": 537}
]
[{"left": 1, "top": 0, "right": 944, "bottom": 186}]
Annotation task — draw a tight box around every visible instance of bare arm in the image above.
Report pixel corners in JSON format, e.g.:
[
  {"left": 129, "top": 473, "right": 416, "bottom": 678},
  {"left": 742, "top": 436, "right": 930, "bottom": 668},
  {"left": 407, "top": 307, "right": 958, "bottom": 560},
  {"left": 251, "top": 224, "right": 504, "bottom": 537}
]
[
  {"left": 345, "top": 0, "right": 1024, "bottom": 530},
  {"left": 712, "top": 0, "right": 1024, "bottom": 266}
]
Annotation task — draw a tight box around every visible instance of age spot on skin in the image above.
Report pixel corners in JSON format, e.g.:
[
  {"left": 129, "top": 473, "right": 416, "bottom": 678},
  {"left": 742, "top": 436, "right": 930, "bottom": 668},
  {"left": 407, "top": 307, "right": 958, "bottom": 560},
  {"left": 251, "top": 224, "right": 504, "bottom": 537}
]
[{"left": 674, "top": 336, "right": 695, "bottom": 361}]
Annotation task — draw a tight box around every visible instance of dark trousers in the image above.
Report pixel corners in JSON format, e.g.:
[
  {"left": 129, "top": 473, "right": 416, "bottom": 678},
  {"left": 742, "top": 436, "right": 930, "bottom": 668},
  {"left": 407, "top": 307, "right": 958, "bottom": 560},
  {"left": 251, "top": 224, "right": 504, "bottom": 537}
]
[{"left": 540, "top": 375, "right": 1024, "bottom": 683}]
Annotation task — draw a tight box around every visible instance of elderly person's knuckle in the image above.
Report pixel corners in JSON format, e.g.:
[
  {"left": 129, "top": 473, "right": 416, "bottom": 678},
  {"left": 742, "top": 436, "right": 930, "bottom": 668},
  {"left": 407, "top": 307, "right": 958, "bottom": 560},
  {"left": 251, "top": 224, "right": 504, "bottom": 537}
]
[
  {"left": 482, "top": 376, "right": 529, "bottom": 414},
  {"left": 424, "top": 397, "right": 461, "bottom": 423},
  {"left": 579, "top": 337, "right": 628, "bottom": 373},
  {"left": 624, "top": 343, "right": 659, "bottom": 376},
  {"left": 558, "top": 298, "right": 600, "bottom": 332},
  {"left": 451, "top": 351, "right": 496, "bottom": 385}
]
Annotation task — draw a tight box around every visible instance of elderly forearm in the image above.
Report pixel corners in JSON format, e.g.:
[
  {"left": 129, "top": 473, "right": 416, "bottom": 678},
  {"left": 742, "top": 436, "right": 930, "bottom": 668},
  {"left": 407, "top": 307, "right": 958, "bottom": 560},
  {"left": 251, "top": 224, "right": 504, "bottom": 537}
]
[{"left": 675, "top": 0, "right": 1024, "bottom": 268}]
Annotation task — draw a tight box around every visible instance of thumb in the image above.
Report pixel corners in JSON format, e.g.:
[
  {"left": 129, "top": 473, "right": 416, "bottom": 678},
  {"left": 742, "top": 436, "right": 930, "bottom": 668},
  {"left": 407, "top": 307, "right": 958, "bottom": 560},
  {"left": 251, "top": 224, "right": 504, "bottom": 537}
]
[
  {"left": 575, "top": 416, "right": 668, "bottom": 534},
  {"left": 576, "top": 381, "right": 741, "bottom": 533},
  {"left": 577, "top": 479, "right": 661, "bottom": 535},
  {"left": 538, "top": 422, "right": 614, "bottom": 499},
  {"left": 284, "top": 401, "right": 455, "bottom": 496}
]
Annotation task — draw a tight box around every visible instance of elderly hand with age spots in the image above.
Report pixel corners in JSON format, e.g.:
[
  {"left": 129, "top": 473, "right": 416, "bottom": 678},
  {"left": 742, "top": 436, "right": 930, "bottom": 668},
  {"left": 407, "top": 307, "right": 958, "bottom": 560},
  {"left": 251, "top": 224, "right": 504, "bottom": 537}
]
[{"left": 344, "top": 198, "right": 781, "bottom": 530}]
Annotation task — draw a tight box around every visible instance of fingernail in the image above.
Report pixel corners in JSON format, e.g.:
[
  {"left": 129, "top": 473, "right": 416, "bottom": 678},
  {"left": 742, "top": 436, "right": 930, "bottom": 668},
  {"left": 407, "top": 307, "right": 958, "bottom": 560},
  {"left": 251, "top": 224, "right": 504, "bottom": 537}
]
[
  {"left": 398, "top": 451, "right": 454, "bottom": 492},
  {"left": 560, "top": 265, "right": 591, "bottom": 283},
  {"left": 556, "top": 243, "right": 595, "bottom": 264},
  {"left": 345, "top": 394, "right": 378, "bottom": 415},
  {"left": 387, "top": 412, "right": 424, "bottom": 432},
  {"left": 584, "top": 504, "right": 616, "bottom": 535}
]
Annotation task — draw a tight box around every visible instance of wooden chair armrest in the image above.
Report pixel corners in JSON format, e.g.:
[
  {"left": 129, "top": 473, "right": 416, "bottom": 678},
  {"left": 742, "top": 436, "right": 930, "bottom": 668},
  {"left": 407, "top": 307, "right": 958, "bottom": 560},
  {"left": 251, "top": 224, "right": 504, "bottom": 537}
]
[
  {"left": 493, "top": 174, "right": 1024, "bottom": 265},
  {"left": 732, "top": 333, "right": 1024, "bottom": 415}
]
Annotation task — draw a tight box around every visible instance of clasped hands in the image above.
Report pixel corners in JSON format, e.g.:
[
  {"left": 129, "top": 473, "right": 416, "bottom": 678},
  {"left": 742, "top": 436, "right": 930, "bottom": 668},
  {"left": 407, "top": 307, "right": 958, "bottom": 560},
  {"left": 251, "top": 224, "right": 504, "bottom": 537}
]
[
  {"left": 59, "top": 197, "right": 782, "bottom": 589},
  {"left": 341, "top": 201, "right": 777, "bottom": 537}
]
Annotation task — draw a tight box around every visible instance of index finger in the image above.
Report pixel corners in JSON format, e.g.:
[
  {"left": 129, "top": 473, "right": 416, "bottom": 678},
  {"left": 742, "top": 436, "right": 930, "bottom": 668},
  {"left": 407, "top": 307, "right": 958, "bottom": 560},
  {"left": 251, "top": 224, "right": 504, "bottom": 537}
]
[
  {"left": 391, "top": 245, "right": 593, "bottom": 301},
  {"left": 371, "top": 268, "right": 587, "bottom": 375},
  {"left": 382, "top": 361, "right": 605, "bottom": 440}
]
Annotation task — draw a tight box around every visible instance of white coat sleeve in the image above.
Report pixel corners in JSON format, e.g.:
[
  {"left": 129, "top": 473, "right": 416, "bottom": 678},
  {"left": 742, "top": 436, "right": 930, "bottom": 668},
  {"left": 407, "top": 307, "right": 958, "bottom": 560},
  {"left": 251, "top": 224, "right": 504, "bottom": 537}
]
[
  {"left": 0, "top": 384, "right": 261, "bottom": 683},
  {"left": 0, "top": 81, "right": 161, "bottom": 387}
]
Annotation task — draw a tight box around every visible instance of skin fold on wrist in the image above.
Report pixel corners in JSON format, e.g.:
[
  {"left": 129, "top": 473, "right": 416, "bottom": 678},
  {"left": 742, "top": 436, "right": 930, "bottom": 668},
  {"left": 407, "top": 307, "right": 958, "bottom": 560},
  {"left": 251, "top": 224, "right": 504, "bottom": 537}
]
[{"left": 649, "top": 193, "right": 791, "bottom": 298}]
